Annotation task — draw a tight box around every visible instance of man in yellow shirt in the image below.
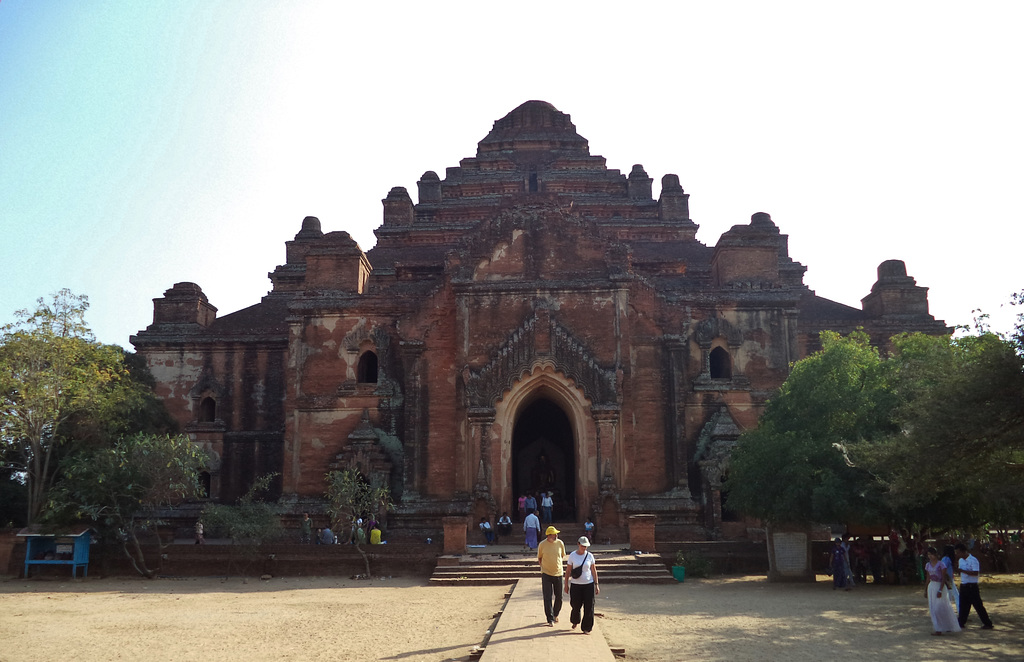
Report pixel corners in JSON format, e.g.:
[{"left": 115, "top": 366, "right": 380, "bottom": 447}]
[{"left": 537, "top": 525, "right": 566, "bottom": 626}]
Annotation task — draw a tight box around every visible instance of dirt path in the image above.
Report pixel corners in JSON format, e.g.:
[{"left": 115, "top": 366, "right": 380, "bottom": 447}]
[{"left": 2, "top": 574, "right": 1022, "bottom": 661}]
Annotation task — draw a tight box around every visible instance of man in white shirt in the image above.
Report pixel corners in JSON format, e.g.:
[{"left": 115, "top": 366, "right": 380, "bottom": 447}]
[
  {"left": 956, "top": 542, "right": 994, "bottom": 629},
  {"left": 541, "top": 492, "right": 554, "bottom": 523}
]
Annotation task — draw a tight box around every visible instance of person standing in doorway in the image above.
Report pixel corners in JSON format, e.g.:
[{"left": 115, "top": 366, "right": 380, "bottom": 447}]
[
  {"left": 524, "top": 509, "right": 541, "bottom": 550},
  {"left": 537, "top": 525, "right": 566, "bottom": 626},
  {"left": 564, "top": 536, "right": 599, "bottom": 634},
  {"left": 541, "top": 491, "right": 553, "bottom": 524},
  {"left": 524, "top": 492, "right": 537, "bottom": 517},
  {"left": 956, "top": 542, "right": 994, "bottom": 629}
]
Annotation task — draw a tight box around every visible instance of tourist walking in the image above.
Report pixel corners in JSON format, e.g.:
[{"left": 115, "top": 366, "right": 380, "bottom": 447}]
[
  {"left": 517, "top": 494, "right": 526, "bottom": 522},
  {"left": 537, "top": 525, "right": 566, "bottom": 626},
  {"left": 194, "top": 520, "right": 204, "bottom": 545},
  {"left": 523, "top": 509, "right": 541, "bottom": 550},
  {"left": 564, "top": 536, "right": 599, "bottom": 634},
  {"left": 924, "top": 547, "right": 960, "bottom": 635},
  {"left": 956, "top": 543, "right": 994, "bottom": 629}
]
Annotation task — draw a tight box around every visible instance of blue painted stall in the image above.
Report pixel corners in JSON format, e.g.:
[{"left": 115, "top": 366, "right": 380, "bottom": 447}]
[{"left": 19, "top": 527, "right": 91, "bottom": 578}]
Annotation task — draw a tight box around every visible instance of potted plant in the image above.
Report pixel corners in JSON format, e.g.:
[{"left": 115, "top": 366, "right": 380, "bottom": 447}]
[
  {"left": 674, "top": 549, "right": 712, "bottom": 582},
  {"left": 672, "top": 550, "right": 687, "bottom": 582}
]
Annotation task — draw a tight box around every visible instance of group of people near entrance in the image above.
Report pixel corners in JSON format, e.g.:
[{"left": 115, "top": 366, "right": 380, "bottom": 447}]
[
  {"left": 536, "top": 526, "right": 599, "bottom": 634},
  {"left": 517, "top": 492, "right": 555, "bottom": 525}
]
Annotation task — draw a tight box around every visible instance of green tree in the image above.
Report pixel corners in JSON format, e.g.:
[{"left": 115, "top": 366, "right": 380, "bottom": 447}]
[
  {"left": 853, "top": 330, "right": 1024, "bottom": 530},
  {"left": 1, "top": 291, "right": 123, "bottom": 522},
  {"left": 1, "top": 290, "right": 176, "bottom": 524},
  {"left": 726, "top": 330, "right": 896, "bottom": 526},
  {"left": 201, "top": 474, "right": 282, "bottom": 578},
  {"left": 325, "top": 468, "right": 393, "bottom": 577},
  {"left": 43, "top": 433, "right": 209, "bottom": 577}
]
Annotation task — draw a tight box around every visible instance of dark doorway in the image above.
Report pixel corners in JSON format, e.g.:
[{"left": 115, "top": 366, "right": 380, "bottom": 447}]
[{"left": 512, "top": 398, "right": 575, "bottom": 521}]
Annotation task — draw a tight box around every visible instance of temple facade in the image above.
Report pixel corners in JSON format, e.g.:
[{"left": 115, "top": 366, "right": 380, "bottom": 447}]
[{"left": 131, "top": 101, "right": 949, "bottom": 539}]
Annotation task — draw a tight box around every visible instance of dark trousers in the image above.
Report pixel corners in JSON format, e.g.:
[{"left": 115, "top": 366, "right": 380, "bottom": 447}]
[
  {"left": 569, "top": 582, "right": 596, "bottom": 632},
  {"left": 541, "top": 573, "right": 563, "bottom": 623},
  {"left": 958, "top": 583, "right": 992, "bottom": 627}
]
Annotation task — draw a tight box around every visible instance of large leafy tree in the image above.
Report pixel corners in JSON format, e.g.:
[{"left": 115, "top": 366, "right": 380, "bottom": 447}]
[
  {"left": 1, "top": 291, "right": 121, "bottom": 522},
  {"left": 43, "top": 433, "right": 208, "bottom": 577},
  {"left": 726, "top": 330, "right": 897, "bottom": 526},
  {"left": 0, "top": 290, "right": 175, "bottom": 524},
  {"left": 852, "top": 330, "right": 1024, "bottom": 529}
]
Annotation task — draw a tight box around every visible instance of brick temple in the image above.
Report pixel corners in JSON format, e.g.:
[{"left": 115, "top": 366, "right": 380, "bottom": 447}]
[{"left": 131, "top": 100, "right": 948, "bottom": 539}]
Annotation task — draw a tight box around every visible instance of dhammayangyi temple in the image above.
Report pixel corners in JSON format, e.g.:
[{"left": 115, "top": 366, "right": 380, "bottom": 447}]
[{"left": 131, "top": 101, "right": 949, "bottom": 541}]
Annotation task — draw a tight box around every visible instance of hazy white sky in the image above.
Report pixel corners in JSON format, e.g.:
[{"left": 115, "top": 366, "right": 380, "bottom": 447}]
[{"left": 2, "top": 1, "right": 1021, "bottom": 347}]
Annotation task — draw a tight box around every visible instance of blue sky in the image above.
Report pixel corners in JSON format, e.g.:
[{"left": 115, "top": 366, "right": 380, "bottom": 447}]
[{"left": 2, "top": 1, "right": 1022, "bottom": 347}]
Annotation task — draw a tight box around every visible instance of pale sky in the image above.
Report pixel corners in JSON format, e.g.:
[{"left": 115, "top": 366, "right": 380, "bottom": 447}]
[{"left": 2, "top": 1, "right": 1021, "bottom": 348}]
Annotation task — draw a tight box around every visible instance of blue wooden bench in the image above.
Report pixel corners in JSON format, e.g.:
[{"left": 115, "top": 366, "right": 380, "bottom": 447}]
[{"left": 19, "top": 528, "right": 91, "bottom": 578}]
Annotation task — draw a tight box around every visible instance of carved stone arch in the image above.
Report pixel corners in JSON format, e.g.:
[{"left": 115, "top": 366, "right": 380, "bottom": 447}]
[
  {"left": 188, "top": 370, "right": 226, "bottom": 422},
  {"left": 465, "top": 311, "right": 618, "bottom": 409},
  {"left": 329, "top": 409, "right": 399, "bottom": 496},
  {"left": 694, "top": 316, "right": 744, "bottom": 349},
  {"left": 694, "top": 406, "right": 743, "bottom": 537},
  {"left": 694, "top": 317, "right": 745, "bottom": 383},
  {"left": 341, "top": 319, "right": 369, "bottom": 354},
  {"left": 694, "top": 406, "right": 742, "bottom": 485},
  {"left": 492, "top": 363, "right": 601, "bottom": 526}
]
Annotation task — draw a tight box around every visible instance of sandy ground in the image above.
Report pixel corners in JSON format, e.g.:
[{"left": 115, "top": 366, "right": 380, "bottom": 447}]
[
  {"left": 1, "top": 574, "right": 1022, "bottom": 662},
  {"left": 598, "top": 574, "right": 1024, "bottom": 662}
]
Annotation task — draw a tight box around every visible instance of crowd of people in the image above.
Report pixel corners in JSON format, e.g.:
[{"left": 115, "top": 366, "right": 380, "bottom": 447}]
[
  {"left": 828, "top": 529, "right": 1011, "bottom": 635},
  {"left": 299, "top": 511, "right": 386, "bottom": 546}
]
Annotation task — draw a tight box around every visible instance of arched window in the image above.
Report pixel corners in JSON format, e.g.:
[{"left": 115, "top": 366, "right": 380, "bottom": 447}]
[
  {"left": 357, "top": 351, "right": 379, "bottom": 384},
  {"left": 709, "top": 347, "right": 732, "bottom": 379},
  {"left": 199, "top": 471, "right": 212, "bottom": 499},
  {"left": 529, "top": 173, "right": 538, "bottom": 192},
  {"left": 198, "top": 397, "right": 217, "bottom": 422}
]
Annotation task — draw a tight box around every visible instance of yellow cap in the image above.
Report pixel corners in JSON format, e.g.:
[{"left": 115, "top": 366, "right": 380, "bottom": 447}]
[{"left": 545, "top": 526, "right": 560, "bottom": 536}]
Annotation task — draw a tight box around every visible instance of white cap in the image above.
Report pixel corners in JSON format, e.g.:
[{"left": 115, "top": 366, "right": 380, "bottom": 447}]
[{"left": 578, "top": 536, "right": 591, "bottom": 547}]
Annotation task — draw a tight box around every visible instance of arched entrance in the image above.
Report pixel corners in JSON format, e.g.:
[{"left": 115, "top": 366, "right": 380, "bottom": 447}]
[{"left": 512, "top": 398, "right": 575, "bottom": 521}]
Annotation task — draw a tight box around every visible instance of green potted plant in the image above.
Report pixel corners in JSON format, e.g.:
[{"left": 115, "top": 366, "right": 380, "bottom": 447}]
[
  {"left": 674, "top": 549, "right": 712, "bottom": 582},
  {"left": 672, "top": 550, "right": 687, "bottom": 582}
]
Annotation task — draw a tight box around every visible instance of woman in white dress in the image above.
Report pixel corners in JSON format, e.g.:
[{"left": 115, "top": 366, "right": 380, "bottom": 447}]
[{"left": 924, "top": 547, "right": 960, "bottom": 635}]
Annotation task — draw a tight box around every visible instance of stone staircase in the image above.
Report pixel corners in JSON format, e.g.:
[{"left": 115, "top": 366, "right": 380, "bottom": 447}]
[{"left": 430, "top": 549, "right": 675, "bottom": 586}]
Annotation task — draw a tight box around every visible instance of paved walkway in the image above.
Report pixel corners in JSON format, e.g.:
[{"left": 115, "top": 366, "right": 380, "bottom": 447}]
[{"left": 479, "top": 579, "right": 616, "bottom": 661}]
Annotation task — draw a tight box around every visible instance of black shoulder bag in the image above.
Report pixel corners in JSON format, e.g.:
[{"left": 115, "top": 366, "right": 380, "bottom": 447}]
[{"left": 571, "top": 552, "right": 590, "bottom": 579}]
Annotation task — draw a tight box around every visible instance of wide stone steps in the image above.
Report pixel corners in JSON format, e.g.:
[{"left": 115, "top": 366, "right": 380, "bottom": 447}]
[{"left": 429, "top": 551, "right": 675, "bottom": 586}]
